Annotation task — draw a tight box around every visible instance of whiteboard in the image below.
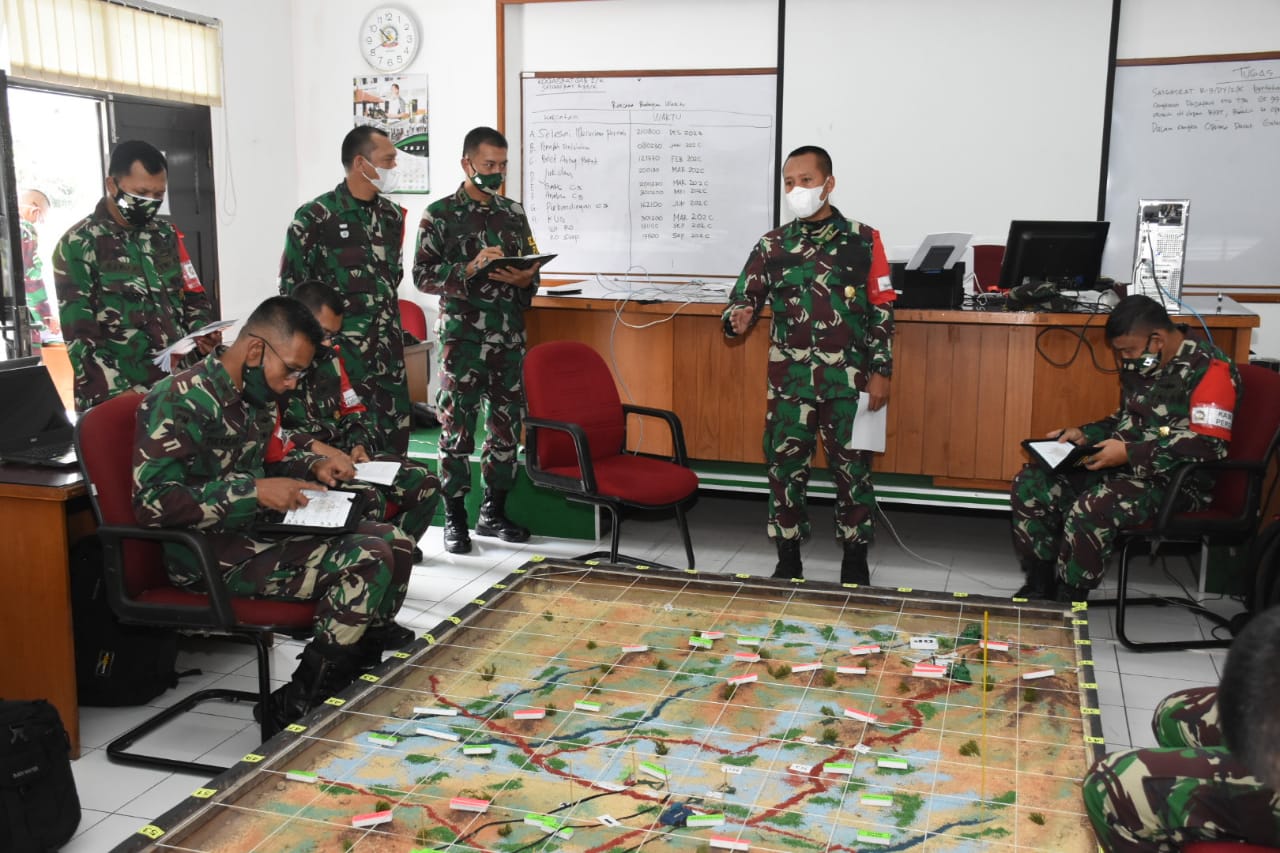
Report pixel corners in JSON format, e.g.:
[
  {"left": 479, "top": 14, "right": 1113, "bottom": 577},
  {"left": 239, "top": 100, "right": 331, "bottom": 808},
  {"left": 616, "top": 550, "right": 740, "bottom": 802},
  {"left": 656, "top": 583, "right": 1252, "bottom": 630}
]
[
  {"left": 520, "top": 72, "right": 776, "bottom": 277},
  {"left": 1104, "top": 55, "right": 1280, "bottom": 286}
]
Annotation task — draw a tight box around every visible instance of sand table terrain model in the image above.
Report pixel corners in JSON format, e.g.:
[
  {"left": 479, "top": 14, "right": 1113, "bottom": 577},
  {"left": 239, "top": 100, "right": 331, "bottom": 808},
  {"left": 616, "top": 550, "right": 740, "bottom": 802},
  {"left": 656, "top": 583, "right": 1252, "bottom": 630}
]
[{"left": 112, "top": 560, "right": 1103, "bottom": 853}]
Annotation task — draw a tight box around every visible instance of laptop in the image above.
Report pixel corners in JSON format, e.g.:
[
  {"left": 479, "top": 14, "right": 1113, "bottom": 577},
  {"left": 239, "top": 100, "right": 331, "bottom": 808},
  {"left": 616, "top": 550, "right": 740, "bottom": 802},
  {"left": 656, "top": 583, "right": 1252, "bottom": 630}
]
[{"left": 0, "top": 358, "right": 79, "bottom": 468}]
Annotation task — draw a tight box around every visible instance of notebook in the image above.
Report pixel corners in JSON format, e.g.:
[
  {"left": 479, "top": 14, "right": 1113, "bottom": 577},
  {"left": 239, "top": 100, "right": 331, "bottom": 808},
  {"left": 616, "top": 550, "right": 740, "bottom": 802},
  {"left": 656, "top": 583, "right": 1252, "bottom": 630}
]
[{"left": 0, "top": 358, "right": 78, "bottom": 468}]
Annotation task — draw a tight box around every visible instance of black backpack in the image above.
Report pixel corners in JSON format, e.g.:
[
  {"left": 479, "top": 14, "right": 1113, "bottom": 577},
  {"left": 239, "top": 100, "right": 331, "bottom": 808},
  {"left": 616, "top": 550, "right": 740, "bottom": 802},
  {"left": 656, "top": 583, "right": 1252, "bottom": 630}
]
[
  {"left": 70, "top": 536, "right": 187, "bottom": 706},
  {"left": 0, "top": 700, "right": 80, "bottom": 852}
]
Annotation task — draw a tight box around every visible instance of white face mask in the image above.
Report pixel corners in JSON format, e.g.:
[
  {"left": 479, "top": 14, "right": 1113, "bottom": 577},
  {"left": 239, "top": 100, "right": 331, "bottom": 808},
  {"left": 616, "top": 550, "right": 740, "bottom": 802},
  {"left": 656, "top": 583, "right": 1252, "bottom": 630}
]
[
  {"left": 366, "top": 162, "right": 399, "bottom": 194},
  {"left": 785, "top": 180, "right": 829, "bottom": 219}
]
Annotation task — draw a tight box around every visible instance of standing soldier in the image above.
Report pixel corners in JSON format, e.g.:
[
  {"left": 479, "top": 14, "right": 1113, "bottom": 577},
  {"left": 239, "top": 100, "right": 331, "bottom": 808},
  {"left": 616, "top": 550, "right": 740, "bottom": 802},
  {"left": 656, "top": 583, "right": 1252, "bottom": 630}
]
[
  {"left": 18, "top": 188, "right": 60, "bottom": 347},
  {"left": 413, "top": 126, "right": 543, "bottom": 554},
  {"left": 1010, "top": 294, "right": 1238, "bottom": 602},
  {"left": 54, "top": 140, "right": 219, "bottom": 411},
  {"left": 279, "top": 126, "right": 410, "bottom": 454},
  {"left": 284, "top": 279, "right": 440, "bottom": 558},
  {"left": 133, "top": 296, "right": 417, "bottom": 728},
  {"left": 724, "top": 145, "right": 895, "bottom": 584}
]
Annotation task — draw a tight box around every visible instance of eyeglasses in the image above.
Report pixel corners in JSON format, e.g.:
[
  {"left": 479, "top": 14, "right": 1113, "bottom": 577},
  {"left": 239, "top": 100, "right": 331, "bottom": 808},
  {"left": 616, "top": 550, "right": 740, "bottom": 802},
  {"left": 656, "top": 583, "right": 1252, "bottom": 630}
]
[{"left": 249, "top": 334, "right": 310, "bottom": 380}]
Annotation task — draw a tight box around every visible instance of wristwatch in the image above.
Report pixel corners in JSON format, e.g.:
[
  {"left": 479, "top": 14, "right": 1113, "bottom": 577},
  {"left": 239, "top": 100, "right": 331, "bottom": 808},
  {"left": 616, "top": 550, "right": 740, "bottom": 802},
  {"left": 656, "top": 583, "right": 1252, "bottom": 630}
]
[{"left": 871, "top": 364, "right": 893, "bottom": 378}]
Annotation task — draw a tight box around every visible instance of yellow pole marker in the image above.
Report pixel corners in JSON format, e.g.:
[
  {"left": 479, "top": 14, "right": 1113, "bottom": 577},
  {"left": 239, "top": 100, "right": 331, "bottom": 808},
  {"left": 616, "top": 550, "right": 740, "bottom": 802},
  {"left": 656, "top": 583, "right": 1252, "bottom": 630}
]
[{"left": 981, "top": 609, "right": 990, "bottom": 816}]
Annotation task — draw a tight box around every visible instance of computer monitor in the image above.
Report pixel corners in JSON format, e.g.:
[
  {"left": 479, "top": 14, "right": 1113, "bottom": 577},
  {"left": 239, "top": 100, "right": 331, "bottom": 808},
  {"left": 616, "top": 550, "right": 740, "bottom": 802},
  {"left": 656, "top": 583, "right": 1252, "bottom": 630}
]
[{"left": 997, "top": 220, "right": 1110, "bottom": 291}]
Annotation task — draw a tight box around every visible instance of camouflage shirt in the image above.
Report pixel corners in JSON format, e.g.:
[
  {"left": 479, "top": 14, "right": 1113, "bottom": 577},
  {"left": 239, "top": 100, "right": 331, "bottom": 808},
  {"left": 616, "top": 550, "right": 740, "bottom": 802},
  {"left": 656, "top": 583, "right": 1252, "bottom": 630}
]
[
  {"left": 279, "top": 181, "right": 408, "bottom": 445},
  {"left": 1080, "top": 337, "right": 1238, "bottom": 483},
  {"left": 21, "top": 218, "right": 54, "bottom": 331},
  {"left": 53, "top": 198, "right": 214, "bottom": 411},
  {"left": 724, "top": 207, "right": 895, "bottom": 400},
  {"left": 281, "top": 345, "right": 381, "bottom": 455},
  {"left": 133, "top": 350, "right": 325, "bottom": 584},
  {"left": 413, "top": 183, "right": 540, "bottom": 345}
]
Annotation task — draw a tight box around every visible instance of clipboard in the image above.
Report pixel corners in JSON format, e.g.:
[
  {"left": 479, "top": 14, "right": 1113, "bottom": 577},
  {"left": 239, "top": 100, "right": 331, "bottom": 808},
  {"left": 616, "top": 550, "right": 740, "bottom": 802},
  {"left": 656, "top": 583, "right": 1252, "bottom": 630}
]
[
  {"left": 484, "top": 253, "right": 556, "bottom": 273},
  {"left": 254, "top": 489, "right": 365, "bottom": 536},
  {"left": 1021, "top": 439, "right": 1101, "bottom": 472}
]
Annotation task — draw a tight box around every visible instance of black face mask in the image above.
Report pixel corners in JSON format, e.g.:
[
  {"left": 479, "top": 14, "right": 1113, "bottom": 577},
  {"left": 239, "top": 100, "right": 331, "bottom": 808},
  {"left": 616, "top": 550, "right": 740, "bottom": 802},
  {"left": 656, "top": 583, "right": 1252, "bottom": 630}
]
[{"left": 240, "top": 361, "right": 280, "bottom": 408}]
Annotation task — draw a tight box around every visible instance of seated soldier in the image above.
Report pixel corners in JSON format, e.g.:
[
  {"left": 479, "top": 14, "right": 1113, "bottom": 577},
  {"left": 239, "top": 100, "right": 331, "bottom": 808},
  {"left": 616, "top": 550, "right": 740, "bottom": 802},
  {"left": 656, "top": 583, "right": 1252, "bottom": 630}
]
[
  {"left": 283, "top": 280, "right": 440, "bottom": 562},
  {"left": 1010, "top": 295, "right": 1239, "bottom": 601},
  {"left": 132, "top": 296, "right": 417, "bottom": 727},
  {"left": 1083, "top": 605, "right": 1280, "bottom": 850}
]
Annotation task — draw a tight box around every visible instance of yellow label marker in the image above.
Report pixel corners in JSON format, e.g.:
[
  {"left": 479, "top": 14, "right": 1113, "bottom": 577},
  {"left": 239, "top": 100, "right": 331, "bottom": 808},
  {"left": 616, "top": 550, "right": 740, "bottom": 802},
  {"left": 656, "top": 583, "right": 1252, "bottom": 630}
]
[
  {"left": 192, "top": 788, "right": 216, "bottom": 799},
  {"left": 138, "top": 825, "right": 165, "bottom": 839},
  {"left": 285, "top": 723, "right": 307, "bottom": 733},
  {"left": 359, "top": 673, "right": 380, "bottom": 683},
  {"left": 242, "top": 753, "right": 265, "bottom": 763}
]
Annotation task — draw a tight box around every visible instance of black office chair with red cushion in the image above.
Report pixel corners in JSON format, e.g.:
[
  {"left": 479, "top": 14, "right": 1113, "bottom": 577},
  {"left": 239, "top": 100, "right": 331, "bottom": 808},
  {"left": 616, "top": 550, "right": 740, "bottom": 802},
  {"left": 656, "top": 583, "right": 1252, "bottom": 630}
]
[
  {"left": 1095, "top": 363, "right": 1280, "bottom": 651},
  {"left": 1182, "top": 844, "right": 1280, "bottom": 853},
  {"left": 399, "top": 298, "right": 428, "bottom": 341},
  {"left": 523, "top": 340, "right": 699, "bottom": 569},
  {"left": 973, "top": 244, "right": 1006, "bottom": 291},
  {"left": 75, "top": 391, "right": 318, "bottom": 772}
]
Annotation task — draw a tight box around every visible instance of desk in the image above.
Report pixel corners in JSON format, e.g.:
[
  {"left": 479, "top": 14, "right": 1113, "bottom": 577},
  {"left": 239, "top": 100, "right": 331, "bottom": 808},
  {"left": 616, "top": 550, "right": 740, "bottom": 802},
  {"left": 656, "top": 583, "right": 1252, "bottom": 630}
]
[
  {"left": 526, "top": 295, "right": 1258, "bottom": 491},
  {"left": 0, "top": 466, "right": 92, "bottom": 758}
]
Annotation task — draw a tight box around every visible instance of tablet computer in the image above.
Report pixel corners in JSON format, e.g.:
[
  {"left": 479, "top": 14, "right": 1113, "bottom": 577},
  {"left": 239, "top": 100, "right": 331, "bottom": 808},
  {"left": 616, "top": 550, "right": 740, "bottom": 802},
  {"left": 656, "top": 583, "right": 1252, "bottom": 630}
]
[
  {"left": 254, "top": 488, "right": 365, "bottom": 536},
  {"left": 484, "top": 253, "right": 556, "bottom": 273},
  {"left": 1021, "top": 439, "right": 1101, "bottom": 472}
]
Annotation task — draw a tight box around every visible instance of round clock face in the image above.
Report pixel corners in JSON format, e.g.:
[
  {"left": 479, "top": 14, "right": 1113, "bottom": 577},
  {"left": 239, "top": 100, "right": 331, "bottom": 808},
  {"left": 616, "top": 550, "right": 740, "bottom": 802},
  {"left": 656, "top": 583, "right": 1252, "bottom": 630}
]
[{"left": 361, "top": 6, "right": 420, "bottom": 71}]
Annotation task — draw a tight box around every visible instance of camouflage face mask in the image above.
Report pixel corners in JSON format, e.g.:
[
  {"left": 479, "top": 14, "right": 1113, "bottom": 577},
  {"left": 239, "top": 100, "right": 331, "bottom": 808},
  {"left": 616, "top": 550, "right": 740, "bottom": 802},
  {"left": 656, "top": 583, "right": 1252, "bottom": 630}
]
[{"left": 114, "top": 188, "right": 162, "bottom": 228}]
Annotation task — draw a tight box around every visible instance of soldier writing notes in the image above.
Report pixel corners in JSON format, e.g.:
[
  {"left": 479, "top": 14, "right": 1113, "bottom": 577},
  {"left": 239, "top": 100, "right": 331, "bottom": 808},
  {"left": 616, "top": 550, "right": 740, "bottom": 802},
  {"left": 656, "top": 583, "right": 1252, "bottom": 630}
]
[
  {"left": 54, "top": 140, "right": 219, "bottom": 411},
  {"left": 413, "top": 127, "right": 542, "bottom": 554},
  {"left": 1010, "top": 294, "right": 1238, "bottom": 602},
  {"left": 279, "top": 126, "right": 410, "bottom": 454},
  {"left": 723, "top": 145, "right": 896, "bottom": 585},
  {"left": 133, "top": 296, "right": 417, "bottom": 729}
]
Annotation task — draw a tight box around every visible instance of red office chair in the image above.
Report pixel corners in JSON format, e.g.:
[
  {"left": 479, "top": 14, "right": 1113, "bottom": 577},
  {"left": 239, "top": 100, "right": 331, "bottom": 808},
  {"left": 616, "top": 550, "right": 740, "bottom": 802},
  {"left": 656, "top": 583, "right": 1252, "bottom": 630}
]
[
  {"left": 75, "top": 392, "right": 318, "bottom": 773},
  {"left": 1183, "top": 844, "right": 1280, "bottom": 852},
  {"left": 523, "top": 341, "right": 699, "bottom": 569},
  {"left": 1094, "top": 364, "right": 1280, "bottom": 651},
  {"left": 399, "top": 298, "right": 428, "bottom": 341},
  {"left": 973, "top": 244, "right": 1005, "bottom": 291}
]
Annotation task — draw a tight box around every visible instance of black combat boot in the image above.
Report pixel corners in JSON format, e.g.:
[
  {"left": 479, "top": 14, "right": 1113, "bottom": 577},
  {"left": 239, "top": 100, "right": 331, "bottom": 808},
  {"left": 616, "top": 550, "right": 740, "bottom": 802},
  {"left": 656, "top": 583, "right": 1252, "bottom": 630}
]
[
  {"left": 443, "top": 496, "right": 472, "bottom": 554},
  {"left": 257, "top": 641, "right": 363, "bottom": 732},
  {"left": 1055, "top": 582, "right": 1090, "bottom": 605},
  {"left": 474, "top": 489, "right": 530, "bottom": 543},
  {"left": 1013, "top": 559, "right": 1057, "bottom": 600},
  {"left": 771, "top": 538, "right": 803, "bottom": 579},
  {"left": 355, "top": 621, "right": 418, "bottom": 670},
  {"left": 840, "top": 541, "right": 871, "bottom": 585}
]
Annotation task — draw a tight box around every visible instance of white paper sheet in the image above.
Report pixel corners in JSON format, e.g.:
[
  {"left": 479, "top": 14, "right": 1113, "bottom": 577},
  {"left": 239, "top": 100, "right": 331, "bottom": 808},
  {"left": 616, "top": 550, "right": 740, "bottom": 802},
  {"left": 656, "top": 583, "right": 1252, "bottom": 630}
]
[
  {"left": 849, "top": 392, "right": 887, "bottom": 452},
  {"left": 280, "top": 489, "right": 356, "bottom": 529},
  {"left": 354, "top": 460, "right": 401, "bottom": 486},
  {"left": 152, "top": 319, "right": 237, "bottom": 372}
]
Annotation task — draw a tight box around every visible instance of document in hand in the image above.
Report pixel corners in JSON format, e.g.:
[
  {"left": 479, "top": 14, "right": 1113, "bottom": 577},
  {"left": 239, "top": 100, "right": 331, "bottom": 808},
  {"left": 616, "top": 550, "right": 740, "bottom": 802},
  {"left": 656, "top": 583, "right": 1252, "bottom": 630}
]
[
  {"left": 152, "top": 319, "right": 237, "bottom": 372},
  {"left": 485, "top": 253, "right": 557, "bottom": 273},
  {"left": 255, "top": 489, "right": 364, "bottom": 535},
  {"left": 1022, "top": 439, "right": 1101, "bottom": 472},
  {"left": 848, "top": 392, "right": 887, "bottom": 452},
  {"left": 353, "top": 460, "right": 400, "bottom": 486}
]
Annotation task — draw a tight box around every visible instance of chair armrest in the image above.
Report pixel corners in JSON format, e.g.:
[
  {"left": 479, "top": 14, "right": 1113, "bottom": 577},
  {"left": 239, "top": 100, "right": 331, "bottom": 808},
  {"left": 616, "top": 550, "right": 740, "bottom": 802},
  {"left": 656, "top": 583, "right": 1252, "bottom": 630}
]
[
  {"left": 95, "top": 524, "right": 237, "bottom": 628},
  {"left": 1151, "top": 457, "right": 1267, "bottom": 533},
  {"left": 621, "top": 404, "right": 690, "bottom": 466},
  {"left": 523, "top": 415, "right": 599, "bottom": 495}
]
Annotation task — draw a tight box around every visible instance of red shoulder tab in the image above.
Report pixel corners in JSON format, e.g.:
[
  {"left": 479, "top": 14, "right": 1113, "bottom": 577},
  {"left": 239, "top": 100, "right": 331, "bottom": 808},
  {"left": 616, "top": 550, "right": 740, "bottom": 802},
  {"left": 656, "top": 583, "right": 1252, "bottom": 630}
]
[
  {"left": 866, "top": 230, "right": 895, "bottom": 305},
  {"left": 1189, "top": 358, "right": 1236, "bottom": 440},
  {"left": 174, "top": 228, "right": 205, "bottom": 294}
]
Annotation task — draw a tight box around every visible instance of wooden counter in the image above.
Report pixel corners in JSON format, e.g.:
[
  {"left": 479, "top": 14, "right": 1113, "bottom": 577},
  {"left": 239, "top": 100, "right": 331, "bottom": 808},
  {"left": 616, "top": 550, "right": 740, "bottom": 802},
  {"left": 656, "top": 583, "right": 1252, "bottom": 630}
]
[{"left": 526, "top": 296, "right": 1258, "bottom": 490}]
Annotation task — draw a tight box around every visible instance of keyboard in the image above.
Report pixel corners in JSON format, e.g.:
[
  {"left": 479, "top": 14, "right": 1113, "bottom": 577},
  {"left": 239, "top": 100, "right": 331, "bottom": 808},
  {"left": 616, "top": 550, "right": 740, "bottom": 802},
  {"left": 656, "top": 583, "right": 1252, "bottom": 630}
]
[{"left": 1, "top": 442, "right": 78, "bottom": 467}]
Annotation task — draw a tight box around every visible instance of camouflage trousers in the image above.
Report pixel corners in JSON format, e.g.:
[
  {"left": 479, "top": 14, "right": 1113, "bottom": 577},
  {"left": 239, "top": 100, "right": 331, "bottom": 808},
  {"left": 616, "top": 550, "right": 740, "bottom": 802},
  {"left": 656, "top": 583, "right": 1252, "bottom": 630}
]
[
  {"left": 1010, "top": 464, "right": 1179, "bottom": 588},
  {"left": 436, "top": 338, "right": 524, "bottom": 499},
  {"left": 764, "top": 390, "right": 874, "bottom": 544},
  {"left": 1083, "top": 685, "right": 1280, "bottom": 851},
  {"left": 349, "top": 456, "right": 441, "bottom": 545},
  {"left": 359, "top": 370, "right": 411, "bottom": 458},
  {"left": 211, "top": 520, "right": 415, "bottom": 647}
]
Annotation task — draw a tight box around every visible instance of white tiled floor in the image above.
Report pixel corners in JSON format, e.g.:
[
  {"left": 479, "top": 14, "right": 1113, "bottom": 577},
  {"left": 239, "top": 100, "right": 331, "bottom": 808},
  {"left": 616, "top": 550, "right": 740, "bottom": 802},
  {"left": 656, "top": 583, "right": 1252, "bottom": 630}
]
[{"left": 63, "top": 494, "right": 1243, "bottom": 851}]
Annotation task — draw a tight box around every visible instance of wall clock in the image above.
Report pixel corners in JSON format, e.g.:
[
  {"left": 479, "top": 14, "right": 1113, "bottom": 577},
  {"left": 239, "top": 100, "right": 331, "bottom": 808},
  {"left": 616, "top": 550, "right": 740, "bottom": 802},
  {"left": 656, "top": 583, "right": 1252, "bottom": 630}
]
[{"left": 361, "top": 6, "right": 420, "bottom": 71}]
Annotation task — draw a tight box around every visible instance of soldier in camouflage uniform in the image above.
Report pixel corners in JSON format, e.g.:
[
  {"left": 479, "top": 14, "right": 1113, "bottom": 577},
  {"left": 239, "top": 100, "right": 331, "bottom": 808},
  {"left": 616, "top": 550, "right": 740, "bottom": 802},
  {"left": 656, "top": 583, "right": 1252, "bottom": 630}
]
[
  {"left": 1083, "top": 606, "right": 1280, "bottom": 851},
  {"left": 413, "top": 127, "right": 542, "bottom": 554},
  {"left": 1010, "top": 295, "right": 1239, "bottom": 602},
  {"left": 724, "top": 146, "right": 896, "bottom": 584},
  {"left": 19, "top": 188, "right": 59, "bottom": 347},
  {"left": 133, "top": 296, "right": 417, "bottom": 728},
  {"left": 286, "top": 280, "right": 440, "bottom": 555},
  {"left": 279, "top": 126, "right": 410, "bottom": 455},
  {"left": 54, "top": 141, "right": 220, "bottom": 411}
]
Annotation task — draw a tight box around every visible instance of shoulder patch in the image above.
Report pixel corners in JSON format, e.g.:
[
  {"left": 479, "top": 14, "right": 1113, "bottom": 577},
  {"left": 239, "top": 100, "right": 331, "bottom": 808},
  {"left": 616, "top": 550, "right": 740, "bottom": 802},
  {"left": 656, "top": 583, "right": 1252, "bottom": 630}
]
[{"left": 510, "top": 201, "right": 525, "bottom": 217}]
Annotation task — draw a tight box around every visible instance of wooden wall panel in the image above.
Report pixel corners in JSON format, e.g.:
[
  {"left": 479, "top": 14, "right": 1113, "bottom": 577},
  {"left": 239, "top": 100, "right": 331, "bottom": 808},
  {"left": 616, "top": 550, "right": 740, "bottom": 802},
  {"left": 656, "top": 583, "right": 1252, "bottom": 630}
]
[
  {"left": 883, "top": 321, "right": 928, "bottom": 474},
  {"left": 973, "top": 327, "right": 1011, "bottom": 480},
  {"left": 920, "top": 325, "right": 957, "bottom": 475},
  {"left": 1002, "top": 329, "right": 1038, "bottom": 480},
  {"left": 944, "top": 324, "right": 985, "bottom": 480}
]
